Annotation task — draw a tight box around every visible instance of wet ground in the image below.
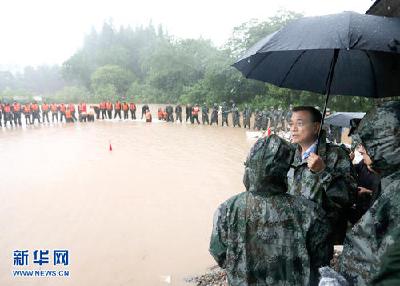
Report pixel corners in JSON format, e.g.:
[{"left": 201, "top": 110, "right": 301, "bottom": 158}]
[{"left": 0, "top": 105, "right": 254, "bottom": 286}]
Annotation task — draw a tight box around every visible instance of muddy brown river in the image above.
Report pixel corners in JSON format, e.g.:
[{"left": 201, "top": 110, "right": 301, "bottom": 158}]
[{"left": 0, "top": 104, "right": 255, "bottom": 286}]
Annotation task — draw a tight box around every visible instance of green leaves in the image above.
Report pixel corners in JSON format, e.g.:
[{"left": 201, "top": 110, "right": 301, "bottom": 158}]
[{"left": 91, "top": 65, "right": 135, "bottom": 98}]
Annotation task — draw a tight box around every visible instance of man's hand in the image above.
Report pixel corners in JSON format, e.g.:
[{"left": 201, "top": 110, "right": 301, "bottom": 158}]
[
  {"left": 357, "top": 187, "right": 373, "bottom": 196},
  {"left": 307, "top": 152, "right": 326, "bottom": 173}
]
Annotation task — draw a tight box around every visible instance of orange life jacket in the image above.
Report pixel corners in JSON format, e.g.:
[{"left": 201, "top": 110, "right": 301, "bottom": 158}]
[
  {"left": 122, "top": 103, "right": 129, "bottom": 111},
  {"left": 42, "top": 104, "right": 49, "bottom": 111},
  {"left": 106, "top": 102, "right": 112, "bottom": 110},
  {"left": 115, "top": 102, "right": 121, "bottom": 110},
  {"left": 51, "top": 104, "right": 58, "bottom": 112},
  {"left": 13, "top": 103, "right": 21, "bottom": 112},
  {"left": 100, "top": 102, "right": 105, "bottom": 109},
  {"left": 192, "top": 106, "right": 200, "bottom": 116},
  {"left": 65, "top": 109, "right": 72, "bottom": 119},
  {"left": 129, "top": 103, "right": 136, "bottom": 110},
  {"left": 31, "top": 103, "right": 39, "bottom": 112},
  {"left": 60, "top": 104, "right": 66, "bottom": 112},
  {"left": 4, "top": 105, "right": 11, "bottom": 113},
  {"left": 69, "top": 104, "right": 75, "bottom": 111}
]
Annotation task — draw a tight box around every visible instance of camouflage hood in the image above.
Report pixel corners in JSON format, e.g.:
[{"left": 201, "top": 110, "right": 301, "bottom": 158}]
[
  {"left": 243, "top": 134, "right": 294, "bottom": 193},
  {"left": 355, "top": 100, "right": 400, "bottom": 177}
]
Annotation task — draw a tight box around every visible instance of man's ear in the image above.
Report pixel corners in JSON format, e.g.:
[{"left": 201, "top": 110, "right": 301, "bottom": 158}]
[{"left": 314, "top": 122, "right": 321, "bottom": 135}]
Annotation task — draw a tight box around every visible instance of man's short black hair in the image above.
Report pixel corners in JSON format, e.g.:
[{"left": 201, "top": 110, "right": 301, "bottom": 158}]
[{"left": 292, "top": 106, "right": 322, "bottom": 123}]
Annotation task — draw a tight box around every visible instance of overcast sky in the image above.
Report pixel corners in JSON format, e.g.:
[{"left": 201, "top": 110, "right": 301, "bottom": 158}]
[{"left": 0, "top": 0, "right": 374, "bottom": 68}]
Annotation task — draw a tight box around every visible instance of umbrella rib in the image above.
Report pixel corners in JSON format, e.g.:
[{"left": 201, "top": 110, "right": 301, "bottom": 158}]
[
  {"left": 279, "top": 50, "right": 307, "bottom": 86},
  {"left": 364, "top": 51, "right": 378, "bottom": 98}
]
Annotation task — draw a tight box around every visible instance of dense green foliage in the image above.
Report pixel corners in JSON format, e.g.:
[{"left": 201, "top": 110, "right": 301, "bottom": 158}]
[{"left": 0, "top": 11, "right": 375, "bottom": 111}]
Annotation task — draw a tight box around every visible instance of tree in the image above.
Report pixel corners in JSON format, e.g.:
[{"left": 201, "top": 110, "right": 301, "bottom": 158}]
[{"left": 90, "top": 65, "right": 135, "bottom": 98}]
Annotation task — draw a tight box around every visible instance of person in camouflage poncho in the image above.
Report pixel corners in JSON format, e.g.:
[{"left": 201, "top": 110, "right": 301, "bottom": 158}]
[
  {"left": 287, "top": 106, "right": 357, "bottom": 246},
  {"left": 338, "top": 101, "right": 400, "bottom": 286},
  {"left": 209, "top": 135, "right": 332, "bottom": 286}
]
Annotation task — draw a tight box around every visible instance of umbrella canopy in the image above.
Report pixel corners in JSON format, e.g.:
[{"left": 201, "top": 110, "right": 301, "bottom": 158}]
[
  {"left": 324, "top": 112, "right": 366, "bottom": 127},
  {"left": 233, "top": 11, "right": 400, "bottom": 149},
  {"left": 233, "top": 11, "right": 400, "bottom": 98}
]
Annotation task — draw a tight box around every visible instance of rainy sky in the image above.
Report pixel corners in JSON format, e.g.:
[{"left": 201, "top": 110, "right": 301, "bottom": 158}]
[{"left": 0, "top": 0, "right": 373, "bottom": 67}]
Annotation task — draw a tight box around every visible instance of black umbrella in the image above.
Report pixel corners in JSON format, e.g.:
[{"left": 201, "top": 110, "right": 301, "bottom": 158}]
[
  {"left": 324, "top": 112, "right": 365, "bottom": 128},
  {"left": 233, "top": 11, "right": 400, "bottom": 147}
]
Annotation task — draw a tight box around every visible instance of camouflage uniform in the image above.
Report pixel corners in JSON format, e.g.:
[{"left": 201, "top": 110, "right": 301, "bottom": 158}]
[
  {"left": 285, "top": 107, "right": 293, "bottom": 132},
  {"left": 232, "top": 104, "right": 241, "bottom": 127},
  {"left": 201, "top": 103, "right": 209, "bottom": 124},
  {"left": 210, "top": 103, "right": 219, "bottom": 125},
  {"left": 253, "top": 109, "right": 261, "bottom": 130},
  {"left": 288, "top": 131, "right": 357, "bottom": 245},
  {"left": 261, "top": 108, "right": 269, "bottom": 130},
  {"left": 210, "top": 135, "right": 332, "bottom": 286},
  {"left": 339, "top": 101, "right": 400, "bottom": 286},
  {"left": 371, "top": 228, "right": 400, "bottom": 286},
  {"left": 221, "top": 102, "right": 230, "bottom": 126},
  {"left": 243, "top": 105, "right": 252, "bottom": 129}
]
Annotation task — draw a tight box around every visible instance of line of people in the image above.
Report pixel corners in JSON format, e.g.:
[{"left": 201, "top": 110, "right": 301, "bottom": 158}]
[
  {"left": 153, "top": 102, "right": 294, "bottom": 132},
  {"left": 0, "top": 101, "right": 97, "bottom": 127},
  {"left": 1, "top": 100, "right": 304, "bottom": 134}
]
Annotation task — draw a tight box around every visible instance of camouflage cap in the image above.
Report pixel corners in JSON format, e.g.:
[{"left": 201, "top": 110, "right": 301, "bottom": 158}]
[
  {"left": 355, "top": 100, "right": 400, "bottom": 176},
  {"left": 243, "top": 134, "right": 294, "bottom": 192}
]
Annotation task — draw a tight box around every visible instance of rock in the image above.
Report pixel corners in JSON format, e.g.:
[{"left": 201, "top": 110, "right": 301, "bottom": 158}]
[{"left": 184, "top": 265, "right": 227, "bottom": 286}]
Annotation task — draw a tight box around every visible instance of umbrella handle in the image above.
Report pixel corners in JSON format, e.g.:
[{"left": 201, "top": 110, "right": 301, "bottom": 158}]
[{"left": 317, "top": 49, "right": 339, "bottom": 153}]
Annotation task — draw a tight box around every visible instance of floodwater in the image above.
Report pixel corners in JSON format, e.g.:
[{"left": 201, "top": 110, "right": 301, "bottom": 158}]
[{"left": 0, "top": 105, "right": 254, "bottom": 286}]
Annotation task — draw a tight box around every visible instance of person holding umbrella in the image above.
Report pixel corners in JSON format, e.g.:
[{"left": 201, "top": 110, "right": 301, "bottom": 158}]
[
  {"left": 288, "top": 106, "right": 357, "bottom": 247},
  {"left": 232, "top": 11, "right": 400, "bottom": 248}
]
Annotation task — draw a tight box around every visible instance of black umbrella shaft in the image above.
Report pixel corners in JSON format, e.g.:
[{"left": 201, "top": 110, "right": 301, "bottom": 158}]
[{"left": 317, "top": 49, "right": 339, "bottom": 152}]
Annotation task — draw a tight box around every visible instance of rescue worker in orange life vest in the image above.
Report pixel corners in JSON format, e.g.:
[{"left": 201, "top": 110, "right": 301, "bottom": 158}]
[
  {"left": 69, "top": 103, "right": 77, "bottom": 121},
  {"left": 106, "top": 101, "right": 113, "bottom": 119},
  {"left": 3, "top": 103, "right": 13, "bottom": 126},
  {"left": 59, "top": 103, "right": 66, "bottom": 122},
  {"left": 65, "top": 108, "right": 73, "bottom": 123},
  {"left": 23, "top": 103, "right": 32, "bottom": 125},
  {"left": 50, "top": 103, "right": 59, "bottom": 123},
  {"left": 99, "top": 101, "right": 106, "bottom": 119},
  {"left": 114, "top": 101, "right": 122, "bottom": 119},
  {"left": 122, "top": 102, "right": 129, "bottom": 120},
  {"left": 78, "top": 102, "right": 87, "bottom": 122},
  {"left": 41, "top": 101, "right": 50, "bottom": 123},
  {"left": 12, "top": 100, "right": 22, "bottom": 126},
  {"left": 31, "top": 101, "right": 41, "bottom": 124},
  {"left": 129, "top": 102, "right": 136, "bottom": 120},
  {"left": 191, "top": 104, "right": 200, "bottom": 124}
]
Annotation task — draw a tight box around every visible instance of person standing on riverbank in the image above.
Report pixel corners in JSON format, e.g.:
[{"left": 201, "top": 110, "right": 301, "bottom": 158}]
[
  {"left": 175, "top": 104, "right": 182, "bottom": 123},
  {"left": 12, "top": 101, "right": 22, "bottom": 126},
  {"left": 210, "top": 103, "right": 219, "bottom": 126},
  {"left": 202, "top": 103, "right": 209, "bottom": 125},
  {"left": 51, "top": 103, "right": 59, "bottom": 123},
  {"left": 210, "top": 135, "right": 331, "bottom": 286},
  {"left": 41, "top": 102, "right": 50, "bottom": 123},
  {"left": 129, "top": 102, "right": 136, "bottom": 119}
]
